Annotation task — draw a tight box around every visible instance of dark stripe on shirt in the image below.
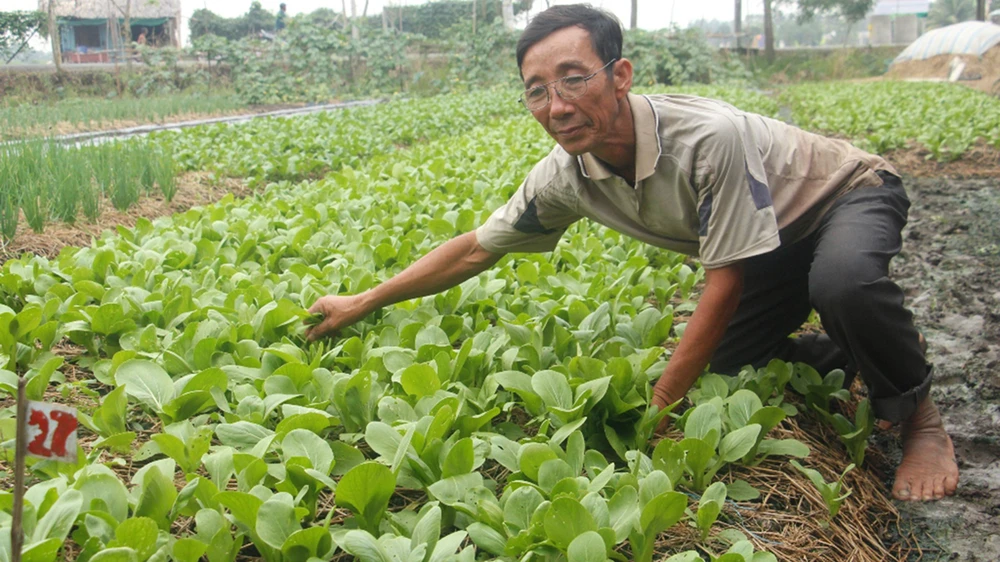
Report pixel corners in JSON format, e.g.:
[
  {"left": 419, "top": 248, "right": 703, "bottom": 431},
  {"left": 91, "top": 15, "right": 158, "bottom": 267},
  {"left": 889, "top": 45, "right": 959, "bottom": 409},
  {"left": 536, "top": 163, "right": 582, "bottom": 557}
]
[
  {"left": 514, "top": 197, "right": 558, "bottom": 235},
  {"left": 698, "top": 191, "right": 713, "bottom": 237},
  {"left": 745, "top": 160, "right": 772, "bottom": 210}
]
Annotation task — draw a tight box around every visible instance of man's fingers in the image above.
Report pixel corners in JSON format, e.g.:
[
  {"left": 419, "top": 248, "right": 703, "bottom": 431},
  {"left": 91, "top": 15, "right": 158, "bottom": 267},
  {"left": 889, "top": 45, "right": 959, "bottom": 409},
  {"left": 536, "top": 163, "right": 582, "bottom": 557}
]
[
  {"left": 655, "top": 418, "right": 670, "bottom": 435},
  {"left": 306, "top": 319, "right": 336, "bottom": 342}
]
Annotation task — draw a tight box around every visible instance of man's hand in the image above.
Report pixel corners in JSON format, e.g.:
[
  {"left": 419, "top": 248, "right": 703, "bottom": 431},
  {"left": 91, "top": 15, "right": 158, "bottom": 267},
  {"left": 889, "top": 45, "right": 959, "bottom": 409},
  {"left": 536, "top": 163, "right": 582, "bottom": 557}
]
[
  {"left": 304, "top": 232, "right": 503, "bottom": 341},
  {"left": 651, "top": 384, "right": 676, "bottom": 414},
  {"left": 651, "top": 384, "right": 679, "bottom": 434},
  {"left": 648, "top": 262, "right": 745, "bottom": 434},
  {"left": 306, "top": 294, "right": 373, "bottom": 341}
]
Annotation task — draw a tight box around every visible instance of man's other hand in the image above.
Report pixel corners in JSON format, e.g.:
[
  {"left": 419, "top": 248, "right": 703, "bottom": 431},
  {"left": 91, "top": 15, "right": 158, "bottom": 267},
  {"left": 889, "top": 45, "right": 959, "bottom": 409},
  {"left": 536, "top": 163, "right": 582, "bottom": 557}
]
[
  {"left": 651, "top": 385, "right": 677, "bottom": 434},
  {"left": 306, "top": 295, "right": 372, "bottom": 341}
]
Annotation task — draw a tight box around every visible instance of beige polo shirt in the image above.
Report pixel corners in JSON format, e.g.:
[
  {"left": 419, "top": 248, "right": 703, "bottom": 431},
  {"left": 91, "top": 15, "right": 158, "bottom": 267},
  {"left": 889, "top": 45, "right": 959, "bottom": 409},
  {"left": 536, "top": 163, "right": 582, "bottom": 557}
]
[{"left": 476, "top": 93, "right": 896, "bottom": 269}]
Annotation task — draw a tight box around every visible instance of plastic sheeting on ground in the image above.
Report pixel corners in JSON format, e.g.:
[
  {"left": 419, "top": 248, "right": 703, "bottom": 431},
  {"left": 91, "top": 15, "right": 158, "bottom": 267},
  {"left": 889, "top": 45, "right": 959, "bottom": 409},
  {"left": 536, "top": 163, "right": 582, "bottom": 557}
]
[{"left": 892, "top": 21, "right": 1000, "bottom": 64}]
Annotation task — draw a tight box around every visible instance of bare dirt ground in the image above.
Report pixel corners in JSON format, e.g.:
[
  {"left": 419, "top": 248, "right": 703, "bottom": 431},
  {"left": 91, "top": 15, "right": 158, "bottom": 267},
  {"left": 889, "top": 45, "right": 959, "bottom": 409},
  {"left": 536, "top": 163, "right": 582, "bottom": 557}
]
[
  {"left": 885, "top": 48, "right": 1000, "bottom": 96},
  {"left": 886, "top": 173, "right": 1000, "bottom": 560}
]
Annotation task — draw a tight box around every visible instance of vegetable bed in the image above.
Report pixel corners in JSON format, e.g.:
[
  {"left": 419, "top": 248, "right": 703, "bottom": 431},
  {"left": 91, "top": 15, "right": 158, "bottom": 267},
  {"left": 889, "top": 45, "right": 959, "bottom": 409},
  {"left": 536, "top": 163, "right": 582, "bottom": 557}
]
[{"left": 1, "top": 90, "right": 919, "bottom": 562}]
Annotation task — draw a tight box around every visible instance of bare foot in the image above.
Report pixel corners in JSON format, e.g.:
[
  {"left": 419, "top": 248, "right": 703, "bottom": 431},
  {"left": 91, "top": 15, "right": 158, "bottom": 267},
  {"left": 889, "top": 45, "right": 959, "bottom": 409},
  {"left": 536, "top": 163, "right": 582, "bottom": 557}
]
[{"left": 892, "top": 396, "right": 959, "bottom": 501}]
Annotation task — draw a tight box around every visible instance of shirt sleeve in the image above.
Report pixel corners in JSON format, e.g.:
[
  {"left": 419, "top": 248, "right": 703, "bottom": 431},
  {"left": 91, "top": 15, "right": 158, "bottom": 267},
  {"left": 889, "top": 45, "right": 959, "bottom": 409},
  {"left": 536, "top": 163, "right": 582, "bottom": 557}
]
[
  {"left": 695, "top": 118, "right": 781, "bottom": 269},
  {"left": 476, "top": 156, "right": 582, "bottom": 254}
]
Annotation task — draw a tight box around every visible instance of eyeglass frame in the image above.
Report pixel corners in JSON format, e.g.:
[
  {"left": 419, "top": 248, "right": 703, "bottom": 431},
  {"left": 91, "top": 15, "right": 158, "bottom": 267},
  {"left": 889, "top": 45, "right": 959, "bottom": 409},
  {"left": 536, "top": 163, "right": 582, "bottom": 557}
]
[{"left": 517, "top": 58, "right": 619, "bottom": 111}]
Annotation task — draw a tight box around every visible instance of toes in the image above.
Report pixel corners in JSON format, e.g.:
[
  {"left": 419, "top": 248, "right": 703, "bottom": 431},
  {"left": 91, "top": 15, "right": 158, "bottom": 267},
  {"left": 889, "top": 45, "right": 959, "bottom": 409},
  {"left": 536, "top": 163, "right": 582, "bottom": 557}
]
[
  {"left": 893, "top": 480, "right": 912, "bottom": 501},
  {"left": 944, "top": 470, "right": 959, "bottom": 496},
  {"left": 932, "top": 476, "right": 946, "bottom": 500},
  {"left": 919, "top": 480, "right": 934, "bottom": 501},
  {"left": 907, "top": 478, "right": 929, "bottom": 501}
]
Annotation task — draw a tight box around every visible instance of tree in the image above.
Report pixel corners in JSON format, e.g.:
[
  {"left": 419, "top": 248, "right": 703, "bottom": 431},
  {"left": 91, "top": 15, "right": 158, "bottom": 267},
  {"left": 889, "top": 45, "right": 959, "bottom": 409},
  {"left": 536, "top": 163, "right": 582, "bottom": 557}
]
[
  {"left": 631, "top": 0, "right": 638, "bottom": 29},
  {"left": 245, "top": 1, "right": 275, "bottom": 34},
  {"left": 301, "top": 7, "right": 343, "bottom": 29},
  {"left": 0, "top": 10, "right": 46, "bottom": 62},
  {"left": 124, "top": 0, "right": 132, "bottom": 69},
  {"left": 734, "top": 0, "right": 741, "bottom": 48},
  {"left": 794, "top": 0, "right": 876, "bottom": 48},
  {"left": 350, "top": 0, "right": 359, "bottom": 40},
  {"left": 46, "top": 0, "right": 63, "bottom": 72},
  {"left": 763, "top": 0, "right": 774, "bottom": 61},
  {"left": 689, "top": 18, "right": 732, "bottom": 35},
  {"left": 502, "top": 0, "right": 515, "bottom": 31},
  {"left": 795, "top": 0, "right": 876, "bottom": 24},
  {"left": 189, "top": 2, "right": 276, "bottom": 40},
  {"left": 927, "top": 0, "right": 976, "bottom": 28}
]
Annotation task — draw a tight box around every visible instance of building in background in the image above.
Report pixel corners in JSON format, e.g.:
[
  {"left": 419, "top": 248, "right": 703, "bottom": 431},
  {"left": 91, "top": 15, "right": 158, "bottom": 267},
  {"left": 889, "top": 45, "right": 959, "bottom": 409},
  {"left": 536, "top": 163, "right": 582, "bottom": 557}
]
[
  {"left": 867, "top": 0, "right": 931, "bottom": 45},
  {"left": 38, "top": 0, "right": 181, "bottom": 63}
]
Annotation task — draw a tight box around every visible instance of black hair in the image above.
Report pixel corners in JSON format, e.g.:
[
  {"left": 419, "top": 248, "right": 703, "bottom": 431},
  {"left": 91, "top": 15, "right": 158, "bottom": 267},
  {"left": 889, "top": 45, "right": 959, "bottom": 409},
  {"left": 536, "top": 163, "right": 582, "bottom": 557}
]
[{"left": 516, "top": 4, "right": 623, "bottom": 78}]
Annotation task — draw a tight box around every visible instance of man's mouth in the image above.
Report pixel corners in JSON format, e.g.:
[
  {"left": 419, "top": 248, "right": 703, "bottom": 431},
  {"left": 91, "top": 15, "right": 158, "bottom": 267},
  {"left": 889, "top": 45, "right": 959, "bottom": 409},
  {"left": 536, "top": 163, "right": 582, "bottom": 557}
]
[{"left": 556, "top": 125, "right": 584, "bottom": 136}]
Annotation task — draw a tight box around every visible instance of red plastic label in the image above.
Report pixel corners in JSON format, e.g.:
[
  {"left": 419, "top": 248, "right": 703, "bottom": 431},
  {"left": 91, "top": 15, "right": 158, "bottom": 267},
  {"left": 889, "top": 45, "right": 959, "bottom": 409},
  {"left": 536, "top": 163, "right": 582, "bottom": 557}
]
[{"left": 25, "top": 401, "right": 79, "bottom": 463}]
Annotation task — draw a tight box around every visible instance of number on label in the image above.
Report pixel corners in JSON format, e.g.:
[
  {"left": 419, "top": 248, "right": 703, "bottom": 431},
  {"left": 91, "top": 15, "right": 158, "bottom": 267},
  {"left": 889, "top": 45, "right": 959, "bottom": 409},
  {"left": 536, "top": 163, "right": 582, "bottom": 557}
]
[{"left": 24, "top": 402, "right": 79, "bottom": 462}]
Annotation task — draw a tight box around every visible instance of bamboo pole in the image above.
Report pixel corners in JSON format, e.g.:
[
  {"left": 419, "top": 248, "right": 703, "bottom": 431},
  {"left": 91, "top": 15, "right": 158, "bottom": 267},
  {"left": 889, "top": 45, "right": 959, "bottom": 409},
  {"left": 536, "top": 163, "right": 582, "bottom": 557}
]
[{"left": 11, "top": 377, "right": 28, "bottom": 562}]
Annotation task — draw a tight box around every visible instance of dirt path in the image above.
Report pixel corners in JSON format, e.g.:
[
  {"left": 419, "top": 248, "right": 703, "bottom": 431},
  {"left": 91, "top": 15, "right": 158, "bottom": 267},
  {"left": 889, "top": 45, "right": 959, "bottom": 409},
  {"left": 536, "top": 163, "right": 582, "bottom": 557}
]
[{"left": 889, "top": 175, "right": 1000, "bottom": 560}]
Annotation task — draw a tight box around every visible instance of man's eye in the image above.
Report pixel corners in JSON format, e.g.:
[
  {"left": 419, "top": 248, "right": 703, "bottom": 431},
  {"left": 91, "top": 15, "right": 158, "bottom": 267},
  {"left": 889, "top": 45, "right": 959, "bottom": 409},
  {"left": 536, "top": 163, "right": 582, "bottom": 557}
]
[
  {"left": 562, "top": 76, "right": 586, "bottom": 87},
  {"left": 525, "top": 88, "right": 547, "bottom": 101}
]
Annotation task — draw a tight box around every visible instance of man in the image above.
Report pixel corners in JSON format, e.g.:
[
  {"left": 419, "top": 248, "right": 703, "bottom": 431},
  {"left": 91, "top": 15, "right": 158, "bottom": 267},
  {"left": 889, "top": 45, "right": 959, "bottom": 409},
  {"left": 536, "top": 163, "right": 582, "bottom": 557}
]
[
  {"left": 307, "top": 4, "right": 958, "bottom": 502},
  {"left": 276, "top": 3, "right": 288, "bottom": 32}
]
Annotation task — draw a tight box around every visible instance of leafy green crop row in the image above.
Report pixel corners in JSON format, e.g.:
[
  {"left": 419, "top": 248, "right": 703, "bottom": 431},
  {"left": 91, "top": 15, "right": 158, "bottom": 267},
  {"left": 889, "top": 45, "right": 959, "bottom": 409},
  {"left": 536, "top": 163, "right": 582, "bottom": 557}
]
[
  {"left": 149, "top": 90, "right": 526, "bottom": 185},
  {"left": 150, "top": 86, "right": 778, "bottom": 188},
  {"left": 780, "top": 81, "right": 1000, "bottom": 161},
  {"left": 0, "top": 96, "right": 866, "bottom": 562}
]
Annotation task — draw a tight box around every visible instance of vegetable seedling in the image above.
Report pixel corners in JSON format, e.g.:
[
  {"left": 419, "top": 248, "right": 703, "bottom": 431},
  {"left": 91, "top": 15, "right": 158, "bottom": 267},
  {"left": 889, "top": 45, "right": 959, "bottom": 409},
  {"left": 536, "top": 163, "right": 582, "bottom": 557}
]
[{"left": 791, "top": 460, "right": 855, "bottom": 521}]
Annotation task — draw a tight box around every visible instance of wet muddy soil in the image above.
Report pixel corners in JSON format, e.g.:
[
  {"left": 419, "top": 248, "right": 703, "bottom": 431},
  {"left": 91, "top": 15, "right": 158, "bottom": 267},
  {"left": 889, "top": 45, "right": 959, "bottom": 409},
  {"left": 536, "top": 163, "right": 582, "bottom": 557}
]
[{"left": 891, "top": 175, "right": 1000, "bottom": 561}]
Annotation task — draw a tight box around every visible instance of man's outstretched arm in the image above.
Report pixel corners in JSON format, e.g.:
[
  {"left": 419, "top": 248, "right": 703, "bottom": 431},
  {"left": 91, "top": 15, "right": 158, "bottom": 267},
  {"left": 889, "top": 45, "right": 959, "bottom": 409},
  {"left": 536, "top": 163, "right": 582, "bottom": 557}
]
[
  {"left": 306, "top": 231, "right": 504, "bottom": 340},
  {"left": 651, "top": 262, "right": 744, "bottom": 412}
]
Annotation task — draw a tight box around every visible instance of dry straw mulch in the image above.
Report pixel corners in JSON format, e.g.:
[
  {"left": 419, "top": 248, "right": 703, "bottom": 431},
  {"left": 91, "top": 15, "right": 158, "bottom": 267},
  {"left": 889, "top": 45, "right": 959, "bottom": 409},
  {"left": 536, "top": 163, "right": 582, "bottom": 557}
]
[{"left": 650, "top": 410, "right": 926, "bottom": 562}]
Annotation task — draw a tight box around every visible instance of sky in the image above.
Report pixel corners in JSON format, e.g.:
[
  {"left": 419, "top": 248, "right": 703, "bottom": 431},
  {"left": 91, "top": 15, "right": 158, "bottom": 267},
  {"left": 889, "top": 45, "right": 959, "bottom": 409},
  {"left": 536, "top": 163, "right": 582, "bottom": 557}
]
[{"left": 7, "top": 0, "right": 769, "bottom": 48}]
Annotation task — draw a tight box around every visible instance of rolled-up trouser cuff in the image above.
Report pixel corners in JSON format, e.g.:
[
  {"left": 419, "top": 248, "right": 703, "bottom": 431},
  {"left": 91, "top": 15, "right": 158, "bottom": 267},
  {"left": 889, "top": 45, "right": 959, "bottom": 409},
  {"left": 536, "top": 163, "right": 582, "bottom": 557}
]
[{"left": 871, "top": 363, "right": 933, "bottom": 424}]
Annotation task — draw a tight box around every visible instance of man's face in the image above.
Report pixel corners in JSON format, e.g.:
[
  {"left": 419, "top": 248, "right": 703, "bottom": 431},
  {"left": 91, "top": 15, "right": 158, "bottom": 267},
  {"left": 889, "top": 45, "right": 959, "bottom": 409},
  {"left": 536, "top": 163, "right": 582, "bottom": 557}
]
[{"left": 520, "top": 26, "right": 627, "bottom": 156}]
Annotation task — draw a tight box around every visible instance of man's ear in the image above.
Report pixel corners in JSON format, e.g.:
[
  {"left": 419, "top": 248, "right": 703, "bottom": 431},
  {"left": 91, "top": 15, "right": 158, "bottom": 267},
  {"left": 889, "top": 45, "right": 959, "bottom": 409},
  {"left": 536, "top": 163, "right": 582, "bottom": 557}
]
[{"left": 614, "top": 58, "right": 634, "bottom": 100}]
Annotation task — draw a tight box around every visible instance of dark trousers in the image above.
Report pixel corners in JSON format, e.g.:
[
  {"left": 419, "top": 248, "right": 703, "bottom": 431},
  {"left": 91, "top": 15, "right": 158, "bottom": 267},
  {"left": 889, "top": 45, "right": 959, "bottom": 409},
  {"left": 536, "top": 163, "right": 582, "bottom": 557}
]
[{"left": 709, "top": 172, "right": 930, "bottom": 423}]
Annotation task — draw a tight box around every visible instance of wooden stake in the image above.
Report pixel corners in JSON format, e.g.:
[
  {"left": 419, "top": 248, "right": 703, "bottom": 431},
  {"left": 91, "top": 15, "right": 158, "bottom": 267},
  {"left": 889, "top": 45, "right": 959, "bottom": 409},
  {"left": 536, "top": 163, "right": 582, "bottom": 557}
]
[{"left": 11, "top": 376, "right": 27, "bottom": 562}]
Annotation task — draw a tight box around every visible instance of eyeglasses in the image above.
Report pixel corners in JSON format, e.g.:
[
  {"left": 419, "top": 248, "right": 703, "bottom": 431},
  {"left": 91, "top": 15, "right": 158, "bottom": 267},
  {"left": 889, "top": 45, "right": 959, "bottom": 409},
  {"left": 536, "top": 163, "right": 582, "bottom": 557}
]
[{"left": 518, "top": 58, "right": 618, "bottom": 112}]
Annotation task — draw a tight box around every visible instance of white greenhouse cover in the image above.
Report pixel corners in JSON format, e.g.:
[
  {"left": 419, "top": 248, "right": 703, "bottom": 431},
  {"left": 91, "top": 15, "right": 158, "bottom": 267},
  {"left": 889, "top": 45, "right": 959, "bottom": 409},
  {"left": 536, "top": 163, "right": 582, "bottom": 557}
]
[{"left": 893, "top": 21, "right": 1000, "bottom": 64}]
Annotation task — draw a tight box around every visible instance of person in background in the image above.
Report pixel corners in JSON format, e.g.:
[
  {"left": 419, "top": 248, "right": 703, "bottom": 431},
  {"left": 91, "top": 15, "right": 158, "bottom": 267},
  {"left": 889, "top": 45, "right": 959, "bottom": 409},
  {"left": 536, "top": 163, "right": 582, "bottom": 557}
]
[{"left": 276, "top": 3, "right": 288, "bottom": 32}]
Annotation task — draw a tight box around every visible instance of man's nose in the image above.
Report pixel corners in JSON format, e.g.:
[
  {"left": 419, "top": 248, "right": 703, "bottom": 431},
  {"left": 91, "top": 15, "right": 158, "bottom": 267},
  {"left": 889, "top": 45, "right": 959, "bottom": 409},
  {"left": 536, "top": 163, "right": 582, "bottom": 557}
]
[{"left": 548, "top": 88, "right": 575, "bottom": 119}]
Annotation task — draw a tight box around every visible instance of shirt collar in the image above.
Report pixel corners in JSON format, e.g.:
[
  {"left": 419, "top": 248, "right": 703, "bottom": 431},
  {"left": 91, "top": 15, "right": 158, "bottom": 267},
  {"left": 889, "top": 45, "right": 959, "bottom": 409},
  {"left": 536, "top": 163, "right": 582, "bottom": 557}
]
[{"left": 577, "top": 93, "right": 662, "bottom": 183}]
